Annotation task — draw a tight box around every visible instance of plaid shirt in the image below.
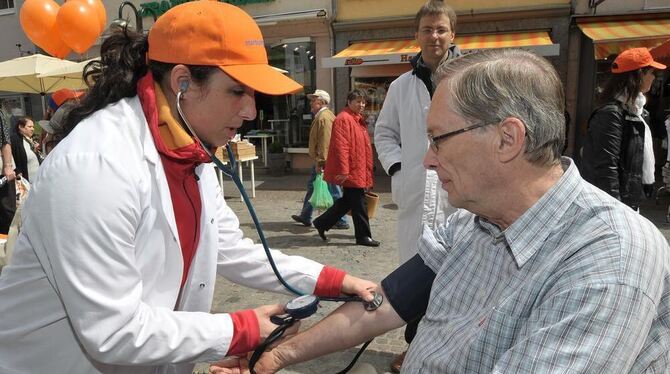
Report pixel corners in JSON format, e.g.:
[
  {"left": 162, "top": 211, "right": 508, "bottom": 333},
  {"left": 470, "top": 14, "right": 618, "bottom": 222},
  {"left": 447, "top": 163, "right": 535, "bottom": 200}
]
[{"left": 405, "top": 158, "right": 670, "bottom": 373}]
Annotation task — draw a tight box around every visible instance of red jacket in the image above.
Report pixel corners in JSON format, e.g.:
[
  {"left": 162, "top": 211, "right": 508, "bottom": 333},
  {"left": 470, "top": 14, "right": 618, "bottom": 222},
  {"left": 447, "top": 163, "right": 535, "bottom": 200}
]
[{"left": 324, "top": 107, "right": 373, "bottom": 189}]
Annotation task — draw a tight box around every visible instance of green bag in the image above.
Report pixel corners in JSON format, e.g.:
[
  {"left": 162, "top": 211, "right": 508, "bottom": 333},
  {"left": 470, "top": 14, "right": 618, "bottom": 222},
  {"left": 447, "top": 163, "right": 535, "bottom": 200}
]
[{"left": 309, "top": 173, "right": 334, "bottom": 210}]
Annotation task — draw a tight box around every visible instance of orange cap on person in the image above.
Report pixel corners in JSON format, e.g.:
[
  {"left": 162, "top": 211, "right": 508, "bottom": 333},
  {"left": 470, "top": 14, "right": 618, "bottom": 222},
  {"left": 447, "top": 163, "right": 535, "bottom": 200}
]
[
  {"left": 611, "top": 47, "right": 666, "bottom": 73},
  {"left": 147, "top": 1, "right": 302, "bottom": 95},
  {"left": 49, "top": 89, "right": 84, "bottom": 110}
]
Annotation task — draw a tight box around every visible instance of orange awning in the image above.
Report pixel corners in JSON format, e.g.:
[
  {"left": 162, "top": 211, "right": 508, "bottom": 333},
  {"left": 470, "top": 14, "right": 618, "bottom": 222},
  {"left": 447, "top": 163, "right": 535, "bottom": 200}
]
[
  {"left": 322, "top": 31, "right": 559, "bottom": 68},
  {"left": 578, "top": 19, "right": 670, "bottom": 59}
]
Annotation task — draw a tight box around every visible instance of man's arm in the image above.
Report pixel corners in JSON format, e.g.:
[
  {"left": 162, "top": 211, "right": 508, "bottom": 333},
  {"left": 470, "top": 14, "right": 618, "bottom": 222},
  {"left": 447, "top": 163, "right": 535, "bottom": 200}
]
[{"left": 256, "top": 286, "right": 405, "bottom": 373}]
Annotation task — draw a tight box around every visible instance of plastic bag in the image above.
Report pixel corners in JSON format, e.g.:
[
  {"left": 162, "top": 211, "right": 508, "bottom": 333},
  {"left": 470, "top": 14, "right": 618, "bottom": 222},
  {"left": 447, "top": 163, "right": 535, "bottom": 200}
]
[{"left": 309, "top": 173, "right": 333, "bottom": 210}]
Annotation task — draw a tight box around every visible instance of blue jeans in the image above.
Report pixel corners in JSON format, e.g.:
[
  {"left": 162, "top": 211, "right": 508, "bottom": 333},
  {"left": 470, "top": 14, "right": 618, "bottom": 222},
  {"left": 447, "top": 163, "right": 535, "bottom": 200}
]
[{"left": 299, "top": 166, "right": 347, "bottom": 225}]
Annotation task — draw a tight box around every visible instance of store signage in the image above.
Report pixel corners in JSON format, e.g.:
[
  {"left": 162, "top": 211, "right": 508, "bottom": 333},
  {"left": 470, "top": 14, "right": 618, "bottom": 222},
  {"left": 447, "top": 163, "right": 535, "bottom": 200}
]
[
  {"left": 140, "top": 0, "right": 274, "bottom": 18},
  {"left": 344, "top": 57, "right": 364, "bottom": 66}
]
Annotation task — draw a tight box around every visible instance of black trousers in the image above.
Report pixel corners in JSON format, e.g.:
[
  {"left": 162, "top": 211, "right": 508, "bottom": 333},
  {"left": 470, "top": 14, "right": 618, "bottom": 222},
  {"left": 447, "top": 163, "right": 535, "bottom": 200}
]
[
  {"left": 314, "top": 187, "right": 372, "bottom": 240},
  {"left": 0, "top": 180, "right": 16, "bottom": 234}
]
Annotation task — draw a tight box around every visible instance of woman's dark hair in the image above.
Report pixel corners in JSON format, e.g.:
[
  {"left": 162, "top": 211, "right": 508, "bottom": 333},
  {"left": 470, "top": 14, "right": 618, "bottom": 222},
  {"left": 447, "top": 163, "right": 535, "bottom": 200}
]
[
  {"left": 347, "top": 89, "right": 367, "bottom": 103},
  {"left": 14, "top": 116, "right": 33, "bottom": 136},
  {"left": 600, "top": 67, "right": 650, "bottom": 105},
  {"left": 63, "top": 26, "right": 218, "bottom": 136}
]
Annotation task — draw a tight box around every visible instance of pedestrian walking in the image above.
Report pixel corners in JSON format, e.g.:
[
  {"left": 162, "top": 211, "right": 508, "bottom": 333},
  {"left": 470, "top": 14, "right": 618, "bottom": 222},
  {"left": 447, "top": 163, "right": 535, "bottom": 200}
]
[
  {"left": 291, "top": 89, "right": 348, "bottom": 229},
  {"left": 313, "top": 89, "right": 379, "bottom": 247}
]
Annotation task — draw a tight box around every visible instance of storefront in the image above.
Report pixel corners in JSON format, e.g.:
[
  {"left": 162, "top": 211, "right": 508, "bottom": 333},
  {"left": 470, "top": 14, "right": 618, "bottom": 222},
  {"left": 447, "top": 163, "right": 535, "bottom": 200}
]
[
  {"left": 572, "top": 15, "right": 670, "bottom": 158},
  {"left": 233, "top": 1, "right": 333, "bottom": 149},
  {"left": 323, "top": 32, "right": 561, "bottom": 136}
]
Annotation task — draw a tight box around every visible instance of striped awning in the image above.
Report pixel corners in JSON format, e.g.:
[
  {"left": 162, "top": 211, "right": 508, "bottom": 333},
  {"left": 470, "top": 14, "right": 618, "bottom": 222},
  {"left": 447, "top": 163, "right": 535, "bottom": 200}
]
[
  {"left": 321, "top": 31, "right": 559, "bottom": 68},
  {"left": 578, "top": 19, "right": 670, "bottom": 59}
]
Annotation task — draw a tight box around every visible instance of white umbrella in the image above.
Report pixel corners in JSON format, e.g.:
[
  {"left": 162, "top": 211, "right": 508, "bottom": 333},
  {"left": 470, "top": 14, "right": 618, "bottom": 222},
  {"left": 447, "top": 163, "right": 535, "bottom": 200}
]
[
  {"left": 37, "top": 58, "right": 98, "bottom": 81},
  {"left": 0, "top": 54, "right": 85, "bottom": 94}
]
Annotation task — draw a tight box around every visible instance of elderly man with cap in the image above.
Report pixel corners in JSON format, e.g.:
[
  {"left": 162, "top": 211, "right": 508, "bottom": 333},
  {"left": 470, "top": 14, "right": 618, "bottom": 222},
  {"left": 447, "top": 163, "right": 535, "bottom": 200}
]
[
  {"left": 291, "top": 89, "right": 348, "bottom": 229},
  {"left": 40, "top": 89, "right": 85, "bottom": 155},
  {"left": 0, "top": 2, "right": 376, "bottom": 374},
  {"left": 213, "top": 48, "right": 670, "bottom": 374}
]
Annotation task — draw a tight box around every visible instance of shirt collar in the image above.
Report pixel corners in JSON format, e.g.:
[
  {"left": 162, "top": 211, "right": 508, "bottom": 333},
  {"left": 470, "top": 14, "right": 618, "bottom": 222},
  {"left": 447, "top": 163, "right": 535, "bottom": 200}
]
[
  {"left": 475, "top": 157, "right": 582, "bottom": 268},
  {"left": 315, "top": 106, "right": 329, "bottom": 116}
]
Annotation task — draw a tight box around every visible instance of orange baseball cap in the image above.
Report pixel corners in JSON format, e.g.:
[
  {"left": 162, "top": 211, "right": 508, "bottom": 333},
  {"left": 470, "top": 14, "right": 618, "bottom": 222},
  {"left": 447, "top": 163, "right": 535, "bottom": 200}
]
[
  {"left": 147, "top": 1, "right": 302, "bottom": 95},
  {"left": 611, "top": 47, "right": 666, "bottom": 73},
  {"left": 49, "top": 88, "right": 84, "bottom": 110}
]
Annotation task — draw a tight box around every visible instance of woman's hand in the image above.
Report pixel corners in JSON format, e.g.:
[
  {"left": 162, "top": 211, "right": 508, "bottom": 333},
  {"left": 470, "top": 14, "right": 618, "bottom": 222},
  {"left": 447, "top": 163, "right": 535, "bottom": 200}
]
[
  {"left": 254, "top": 304, "right": 299, "bottom": 341},
  {"left": 341, "top": 274, "right": 377, "bottom": 302}
]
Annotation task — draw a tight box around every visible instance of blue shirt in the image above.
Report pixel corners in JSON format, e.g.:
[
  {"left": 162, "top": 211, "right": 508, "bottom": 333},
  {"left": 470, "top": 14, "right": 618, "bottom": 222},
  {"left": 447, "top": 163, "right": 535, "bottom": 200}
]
[{"left": 404, "top": 158, "right": 670, "bottom": 373}]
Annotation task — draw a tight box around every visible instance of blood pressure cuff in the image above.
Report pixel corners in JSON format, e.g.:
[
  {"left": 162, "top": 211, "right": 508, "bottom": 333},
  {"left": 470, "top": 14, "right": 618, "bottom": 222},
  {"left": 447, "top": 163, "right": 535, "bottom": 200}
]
[{"left": 381, "top": 254, "right": 435, "bottom": 323}]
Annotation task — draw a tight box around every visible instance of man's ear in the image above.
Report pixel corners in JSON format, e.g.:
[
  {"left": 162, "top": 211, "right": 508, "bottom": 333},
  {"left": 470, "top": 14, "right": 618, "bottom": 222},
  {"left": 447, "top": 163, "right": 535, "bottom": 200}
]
[{"left": 496, "top": 118, "right": 526, "bottom": 163}]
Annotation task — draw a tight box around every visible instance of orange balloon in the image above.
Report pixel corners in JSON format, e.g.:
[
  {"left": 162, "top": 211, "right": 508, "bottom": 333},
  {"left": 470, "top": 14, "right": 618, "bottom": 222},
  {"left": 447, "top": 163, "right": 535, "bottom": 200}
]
[
  {"left": 56, "top": 0, "right": 101, "bottom": 54},
  {"left": 19, "top": 0, "right": 71, "bottom": 58},
  {"left": 70, "top": 0, "right": 107, "bottom": 33}
]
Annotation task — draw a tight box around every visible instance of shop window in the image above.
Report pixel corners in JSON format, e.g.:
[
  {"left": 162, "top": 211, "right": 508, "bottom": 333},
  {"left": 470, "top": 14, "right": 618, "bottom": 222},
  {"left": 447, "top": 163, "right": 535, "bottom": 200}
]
[
  {"left": 353, "top": 77, "right": 394, "bottom": 137},
  {"left": 0, "top": 95, "right": 25, "bottom": 118},
  {"left": 0, "top": 0, "right": 14, "bottom": 15},
  {"left": 262, "top": 39, "right": 316, "bottom": 146}
]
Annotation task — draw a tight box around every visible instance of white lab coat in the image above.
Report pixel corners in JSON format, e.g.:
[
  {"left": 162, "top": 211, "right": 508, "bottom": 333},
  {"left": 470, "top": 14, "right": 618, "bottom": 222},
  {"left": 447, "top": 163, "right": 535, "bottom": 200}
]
[
  {"left": 374, "top": 71, "right": 455, "bottom": 264},
  {"left": 0, "top": 97, "right": 325, "bottom": 374}
]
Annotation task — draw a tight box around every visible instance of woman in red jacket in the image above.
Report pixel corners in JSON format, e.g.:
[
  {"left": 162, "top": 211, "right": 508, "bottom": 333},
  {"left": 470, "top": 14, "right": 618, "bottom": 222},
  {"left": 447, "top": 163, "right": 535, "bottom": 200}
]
[{"left": 313, "top": 89, "right": 379, "bottom": 247}]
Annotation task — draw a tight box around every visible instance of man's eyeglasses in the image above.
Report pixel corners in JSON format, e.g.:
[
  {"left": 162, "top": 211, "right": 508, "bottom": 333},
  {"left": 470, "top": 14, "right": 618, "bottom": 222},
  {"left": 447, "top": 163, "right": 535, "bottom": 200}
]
[{"left": 428, "top": 122, "right": 495, "bottom": 152}]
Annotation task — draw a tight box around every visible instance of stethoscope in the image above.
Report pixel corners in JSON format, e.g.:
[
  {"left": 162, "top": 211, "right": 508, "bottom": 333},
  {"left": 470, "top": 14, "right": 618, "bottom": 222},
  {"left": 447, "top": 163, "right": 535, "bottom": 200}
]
[{"left": 176, "top": 88, "right": 382, "bottom": 373}]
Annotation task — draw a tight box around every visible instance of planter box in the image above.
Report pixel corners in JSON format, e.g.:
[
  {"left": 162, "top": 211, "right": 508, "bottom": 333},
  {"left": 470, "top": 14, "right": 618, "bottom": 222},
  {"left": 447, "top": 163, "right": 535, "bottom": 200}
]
[
  {"left": 267, "top": 152, "right": 286, "bottom": 176},
  {"left": 216, "top": 141, "right": 256, "bottom": 160}
]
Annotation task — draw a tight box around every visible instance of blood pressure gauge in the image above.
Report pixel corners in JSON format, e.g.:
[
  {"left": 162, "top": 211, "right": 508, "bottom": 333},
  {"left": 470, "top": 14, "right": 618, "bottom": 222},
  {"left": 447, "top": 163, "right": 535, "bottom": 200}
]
[{"left": 285, "top": 295, "right": 319, "bottom": 319}]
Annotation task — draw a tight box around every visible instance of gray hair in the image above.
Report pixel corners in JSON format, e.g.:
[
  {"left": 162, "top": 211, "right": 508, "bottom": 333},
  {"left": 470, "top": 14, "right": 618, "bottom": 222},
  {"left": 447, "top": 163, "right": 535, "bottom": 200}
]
[{"left": 434, "top": 49, "right": 565, "bottom": 166}]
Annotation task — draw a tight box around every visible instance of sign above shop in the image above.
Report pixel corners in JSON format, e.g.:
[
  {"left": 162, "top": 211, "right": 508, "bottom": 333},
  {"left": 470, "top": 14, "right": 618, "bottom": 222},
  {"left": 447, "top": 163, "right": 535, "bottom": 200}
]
[
  {"left": 323, "top": 31, "right": 559, "bottom": 68},
  {"left": 140, "top": 0, "right": 274, "bottom": 18}
]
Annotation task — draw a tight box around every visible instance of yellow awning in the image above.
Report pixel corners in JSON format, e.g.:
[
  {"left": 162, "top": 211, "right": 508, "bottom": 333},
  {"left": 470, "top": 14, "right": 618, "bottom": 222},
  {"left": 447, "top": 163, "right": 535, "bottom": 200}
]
[
  {"left": 322, "top": 31, "right": 559, "bottom": 68},
  {"left": 578, "top": 19, "right": 670, "bottom": 59}
]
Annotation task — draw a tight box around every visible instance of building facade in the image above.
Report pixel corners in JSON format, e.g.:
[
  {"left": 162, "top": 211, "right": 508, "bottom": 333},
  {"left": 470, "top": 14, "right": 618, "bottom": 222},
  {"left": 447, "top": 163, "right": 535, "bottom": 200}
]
[
  {"left": 326, "top": 0, "right": 571, "bottom": 151},
  {"left": 570, "top": 0, "right": 670, "bottom": 159}
]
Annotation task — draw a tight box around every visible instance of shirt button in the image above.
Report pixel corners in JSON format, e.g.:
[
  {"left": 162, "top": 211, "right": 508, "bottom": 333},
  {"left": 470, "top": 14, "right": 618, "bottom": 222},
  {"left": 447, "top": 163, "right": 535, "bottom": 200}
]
[
  {"left": 199, "top": 283, "right": 206, "bottom": 289},
  {"left": 210, "top": 218, "right": 214, "bottom": 224}
]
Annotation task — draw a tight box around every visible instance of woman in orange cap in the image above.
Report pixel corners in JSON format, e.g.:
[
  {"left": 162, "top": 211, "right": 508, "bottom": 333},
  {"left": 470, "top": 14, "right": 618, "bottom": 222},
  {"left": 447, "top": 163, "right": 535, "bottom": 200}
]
[
  {"left": 0, "top": 2, "right": 375, "bottom": 373},
  {"left": 581, "top": 47, "right": 666, "bottom": 211}
]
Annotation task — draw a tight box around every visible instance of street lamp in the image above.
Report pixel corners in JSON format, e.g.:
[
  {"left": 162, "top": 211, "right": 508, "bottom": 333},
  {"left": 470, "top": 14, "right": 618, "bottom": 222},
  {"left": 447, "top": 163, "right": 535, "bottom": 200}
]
[{"left": 110, "top": 1, "right": 145, "bottom": 32}]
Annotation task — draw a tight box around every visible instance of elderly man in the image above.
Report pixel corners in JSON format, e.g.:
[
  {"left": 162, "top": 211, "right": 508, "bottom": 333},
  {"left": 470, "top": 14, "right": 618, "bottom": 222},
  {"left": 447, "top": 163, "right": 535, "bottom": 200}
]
[
  {"left": 212, "top": 49, "right": 670, "bottom": 373},
  {"left": 291, "top": 89, "right": 348, "bottom": 229}
]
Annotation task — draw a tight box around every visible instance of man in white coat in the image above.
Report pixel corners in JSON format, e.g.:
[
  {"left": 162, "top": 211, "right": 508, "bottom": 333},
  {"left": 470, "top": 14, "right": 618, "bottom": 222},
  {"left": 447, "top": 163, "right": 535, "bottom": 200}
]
[{"left": 373, "top": 1, "right": 459, "bottom": 370}]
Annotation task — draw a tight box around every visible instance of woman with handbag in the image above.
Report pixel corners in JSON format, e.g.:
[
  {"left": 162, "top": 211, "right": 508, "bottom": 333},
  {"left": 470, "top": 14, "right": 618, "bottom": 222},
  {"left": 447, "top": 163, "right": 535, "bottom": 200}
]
[{"left": 313, "top": 89, "right": 380, "bottom": 247}]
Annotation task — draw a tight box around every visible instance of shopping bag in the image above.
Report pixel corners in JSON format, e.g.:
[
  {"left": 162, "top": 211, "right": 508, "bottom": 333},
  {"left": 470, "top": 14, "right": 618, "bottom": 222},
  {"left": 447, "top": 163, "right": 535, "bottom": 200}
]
[{"left": 309, "top": 173, "right": 334, "bottom": 210}]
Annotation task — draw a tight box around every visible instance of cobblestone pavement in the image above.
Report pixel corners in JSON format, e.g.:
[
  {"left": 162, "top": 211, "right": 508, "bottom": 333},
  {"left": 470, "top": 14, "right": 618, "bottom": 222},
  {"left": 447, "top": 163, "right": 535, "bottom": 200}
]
[
  {"left": 198, "top": 172, "right": 401, "bottom": 374},
  {"left": 196, "top": 170, "right": 670, "bottom": 374}
]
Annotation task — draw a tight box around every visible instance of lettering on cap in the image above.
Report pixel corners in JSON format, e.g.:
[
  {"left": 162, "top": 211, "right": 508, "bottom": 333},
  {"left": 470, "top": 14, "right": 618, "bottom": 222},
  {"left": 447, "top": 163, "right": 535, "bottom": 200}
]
[{"left": 245, "top": 39, "right": 264, "bottom": 46}]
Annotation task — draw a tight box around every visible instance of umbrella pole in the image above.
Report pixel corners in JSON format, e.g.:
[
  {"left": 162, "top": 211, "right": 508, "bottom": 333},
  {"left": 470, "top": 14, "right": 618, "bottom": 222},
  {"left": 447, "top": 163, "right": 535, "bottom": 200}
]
[{"left": 41, "top": 94, "right": 46, "bottom": 120}]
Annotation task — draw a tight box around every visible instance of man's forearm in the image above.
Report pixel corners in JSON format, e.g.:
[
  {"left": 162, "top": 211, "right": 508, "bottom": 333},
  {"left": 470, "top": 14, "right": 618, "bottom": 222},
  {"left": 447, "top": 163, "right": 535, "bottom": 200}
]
[{"left": 275, "top": 287, "right": 405, "bottom": 369}]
